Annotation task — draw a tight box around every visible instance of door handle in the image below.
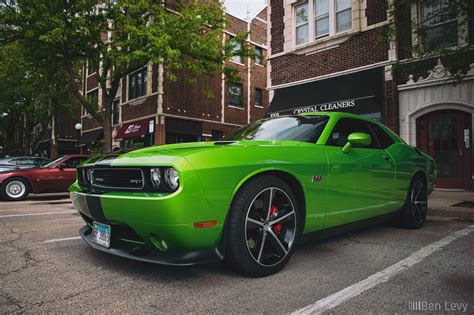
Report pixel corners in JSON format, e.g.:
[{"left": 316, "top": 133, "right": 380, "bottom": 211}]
[{"left": 382, "top": 154, "right": 391, "bottom": 161}]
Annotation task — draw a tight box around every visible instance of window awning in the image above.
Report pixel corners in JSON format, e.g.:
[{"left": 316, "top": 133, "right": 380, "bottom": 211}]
[
  {"left": 115, "top": 119, "right": 152, "bottom": 140},
  {"left": 268, "top": 68, "right": 383, "bottom": 119},
  {"left": 79, "top": 129, "right": 103, "bottom": 146}
]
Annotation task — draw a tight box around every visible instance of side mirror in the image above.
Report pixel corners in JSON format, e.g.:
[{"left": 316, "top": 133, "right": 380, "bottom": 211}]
[
  {"left": 341, "top": 132, "right": 371, "bottom": 154},
  {"left": 58, "top": 163, "right": 67, "bottom": 170}
]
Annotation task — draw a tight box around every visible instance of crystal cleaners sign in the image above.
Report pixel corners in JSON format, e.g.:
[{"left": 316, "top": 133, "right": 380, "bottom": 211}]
[{"left": 270, "top": 96, "right": 373, "bottom": 118}]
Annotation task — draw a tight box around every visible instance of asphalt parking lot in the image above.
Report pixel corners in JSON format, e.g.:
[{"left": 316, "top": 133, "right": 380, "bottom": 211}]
[{"left": 1, "top": 194, "right": 473, "bottom": 313}]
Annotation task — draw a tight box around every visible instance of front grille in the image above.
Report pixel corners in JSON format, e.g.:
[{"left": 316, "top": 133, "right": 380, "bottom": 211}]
[{"left": 91, "top": 168, "right": 144, "bottom": 190}]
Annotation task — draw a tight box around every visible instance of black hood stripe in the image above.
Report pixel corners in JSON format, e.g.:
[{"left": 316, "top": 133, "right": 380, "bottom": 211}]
[
  {"left": 85, "top": 195, "right": 107, "bottom": 222},
  {"left": 94, "top": 154, "right": 121, "bottom": 166}
]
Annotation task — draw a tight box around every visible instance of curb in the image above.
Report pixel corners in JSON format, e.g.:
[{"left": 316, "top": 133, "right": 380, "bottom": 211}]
[{"left": 428, "top": 207, "right": 474, "bottom": 221}]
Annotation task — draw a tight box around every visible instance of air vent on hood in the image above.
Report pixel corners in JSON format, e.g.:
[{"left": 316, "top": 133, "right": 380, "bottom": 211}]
[{"left": 214, "top": 141, "right": 235, "bottom": 145}]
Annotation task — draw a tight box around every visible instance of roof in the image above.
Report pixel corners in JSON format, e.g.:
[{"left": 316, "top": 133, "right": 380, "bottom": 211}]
[
  {"left": 249, "top": 6, "right": 267, "bottom": 21},
  {"left": 224, "top": 4, "right": 267, "bottom": 23}
]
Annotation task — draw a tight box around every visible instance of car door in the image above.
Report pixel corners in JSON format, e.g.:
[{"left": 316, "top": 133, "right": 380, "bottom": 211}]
[
  {"left": 54, "top": 157, "right": 87, "bottom": 191},
  {"left": 324, "top": 117, "right": 396, "bottom": 228}
]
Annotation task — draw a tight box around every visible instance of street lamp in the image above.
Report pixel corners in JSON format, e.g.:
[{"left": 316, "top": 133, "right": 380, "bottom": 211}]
[{"left": 75, "top": 123, "right": 82, "bottom": 153}]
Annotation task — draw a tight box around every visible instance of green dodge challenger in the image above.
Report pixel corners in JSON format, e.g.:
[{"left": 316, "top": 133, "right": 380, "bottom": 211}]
[{"left": 70, "top": 112, "right": 436, "bottom": 277}]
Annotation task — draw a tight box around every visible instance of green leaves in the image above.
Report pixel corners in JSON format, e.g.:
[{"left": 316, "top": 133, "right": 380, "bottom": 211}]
[
  {"left": 1, "top": 0, "right": 255, "bottom": 151},
  {"left": 0, "top": 41, "right": 78, "bottom": 152}
]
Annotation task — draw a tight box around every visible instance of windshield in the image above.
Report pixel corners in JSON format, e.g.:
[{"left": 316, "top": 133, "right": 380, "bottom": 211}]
[
  {"left": 224, "top": 115, "right": 329, "bottom": 143},
  {"left": 42, "top": 156, "right": 64, "bottom": 168}
]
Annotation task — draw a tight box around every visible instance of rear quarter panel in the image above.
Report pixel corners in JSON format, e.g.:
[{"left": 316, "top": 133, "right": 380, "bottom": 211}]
[{"left": 386, "top": 143, "right": 436, "bottom": 203}]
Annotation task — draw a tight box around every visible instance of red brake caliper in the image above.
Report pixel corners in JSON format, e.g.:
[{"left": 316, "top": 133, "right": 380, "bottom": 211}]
[{"left": 270, "top": 205, "right": 282, "bottom": 235}]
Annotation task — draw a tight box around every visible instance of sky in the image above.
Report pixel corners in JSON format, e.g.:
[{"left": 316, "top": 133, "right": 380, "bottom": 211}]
[{"left": 223, "top": 0, "right": 266, "bottom": 20}]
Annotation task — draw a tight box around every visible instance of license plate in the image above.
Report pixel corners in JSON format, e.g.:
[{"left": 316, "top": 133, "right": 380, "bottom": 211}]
[{"left": 92, "top": 222, "right": 111, "bottom": 248}]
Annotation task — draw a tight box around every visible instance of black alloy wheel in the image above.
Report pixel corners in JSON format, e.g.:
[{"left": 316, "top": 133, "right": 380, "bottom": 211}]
[{"left": 226, "top": 175, "right": 300, "bottom": 277}]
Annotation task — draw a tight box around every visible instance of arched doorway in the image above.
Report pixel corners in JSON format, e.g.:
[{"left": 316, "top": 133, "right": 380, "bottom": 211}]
[{"left": 416, "top": 109, "right": 472, "bottom": 189}]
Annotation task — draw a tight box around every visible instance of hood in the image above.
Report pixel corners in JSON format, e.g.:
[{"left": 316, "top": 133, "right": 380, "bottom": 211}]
[{"left": 84, "top": 140, "right": 309, "bottom": 168}]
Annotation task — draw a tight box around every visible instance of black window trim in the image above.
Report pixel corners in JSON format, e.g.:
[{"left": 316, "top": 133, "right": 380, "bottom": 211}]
[
  {"left": 229, "top": 83, "right": 244, "bottom": 107},
  {"left": 255, "top": 88, "right": 263, "bottom": 108},
  {"left": 111, "top": 98, "right": 121, "bottom": 126},
  {"left": 128, "top": 66, "right": 148, "bottom": 101},
  {"left": 255, "top": 46, "right": 264, "bottom": 66},
  {"left": 366, "top": 121, "right": 396, "bottom": 150},
  {"left": 325, "top": 117, "right": 387, "bottom": 150}
]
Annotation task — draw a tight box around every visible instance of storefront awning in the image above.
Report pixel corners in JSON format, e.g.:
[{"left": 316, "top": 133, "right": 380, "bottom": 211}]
[
  {"left": 79, "top": 129, "right": 103, "bottom": 146},
  {"left": 115, "top": 119, "right": 151, "bottom": 140},
  {"left": 268, "top": 68, "right": 383, "bottom": 120}
]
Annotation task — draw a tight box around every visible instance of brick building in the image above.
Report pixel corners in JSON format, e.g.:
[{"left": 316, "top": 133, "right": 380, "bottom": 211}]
[
  {"left": 34, "top": 109, "right": 81, "bottom": 158},
  {"left": 79, "top": 8, "right": 268, "bottom": 153},
  {"left": 0, "top": 110, "right": 80, "bottom": 159},
  {"left": 268, "top": 0, "right": 473, "bottom": 189}
]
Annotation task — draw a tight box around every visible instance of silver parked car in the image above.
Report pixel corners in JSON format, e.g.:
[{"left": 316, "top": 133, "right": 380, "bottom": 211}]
[{"left": 0, "top": 156, "right": 51, "bottom": 173}]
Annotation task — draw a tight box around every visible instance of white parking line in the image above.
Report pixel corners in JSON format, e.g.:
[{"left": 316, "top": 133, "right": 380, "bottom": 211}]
[
  {"left": 40, "top": 236, "right": 82, "bottom": 243},
  {"left": 0, "top": 211, "right": 76, "bottom": 218},
  {"left": 292, "top": 224, "right": 474, "bottom": 315}
]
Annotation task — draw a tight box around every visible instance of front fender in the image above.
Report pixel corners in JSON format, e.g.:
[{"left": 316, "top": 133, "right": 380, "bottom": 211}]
[{"left": 230, "top": 166, "right": 302, "bottom": 198}]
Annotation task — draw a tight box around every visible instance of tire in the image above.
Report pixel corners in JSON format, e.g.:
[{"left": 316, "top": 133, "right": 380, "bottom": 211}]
[
  {"left": 226, "top": 175, "right": 300, "bottom": 277},
  {"left": 1, "top": 177, "right": 30, "bottom": 201},
  {"left": 400, "top": 175, "right": 428, "bottom": 229}
]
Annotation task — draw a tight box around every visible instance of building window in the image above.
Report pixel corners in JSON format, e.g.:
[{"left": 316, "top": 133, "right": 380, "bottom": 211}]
[
  {"left": 128, "top": 67, "right": 147, "bottom": 100},
  {"left": 255, "top": 88, "right": 263, "bottom": 107},
  {"left": 255, "top": 46, "right": 263, "bottom": 65},
  {"left": 296, "top": 0, "right": 352, "bottom": 46},
  {"left": 421, "top": 0, "right": 458, "bottom": 49},
  {"left": 229, "top": 83, "right": 244, "bottom": 107},
  {"left": 315, "top": 0, "right": 329, "bottom": 37},
  {"left": 111, "top": 99, "right": 120, "bottom": 126},
  {"left": 87, "top": 60, "right": 98, "bottom": 76},
  {"left": 335, "top": 0, "right": 352, "bottom": 32},
  {"left": 295, "top": 2, "right": 309, "bottom": 45},
  {"left": 230, "top": 37, "right": 243, "bottom": 64},
  {"left": 87, "top": 89, "right": 98, "bottom": 108}
]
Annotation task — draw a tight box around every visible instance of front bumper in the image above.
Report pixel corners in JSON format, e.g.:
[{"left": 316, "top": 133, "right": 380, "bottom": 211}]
[
  {"left": 79, "top": 226, "right": 223, "bottom": 266},
  {"left": 70, "top": 180, "right": 228, "bottom": 264}
]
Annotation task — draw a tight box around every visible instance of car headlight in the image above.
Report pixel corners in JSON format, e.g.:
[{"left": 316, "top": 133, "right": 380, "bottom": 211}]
[
  {"left": 150, "top": 168, "right": 161, "bottom": 189},
  {"left": 163, "top": 167, "right": 179, "bottom": 191}
]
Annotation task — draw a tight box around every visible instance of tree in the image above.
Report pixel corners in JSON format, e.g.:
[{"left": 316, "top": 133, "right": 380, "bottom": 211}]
[
  {"left": 0, "top": 42, "right": 77, "bottom": 155},
  {"left": 1, "top": 0, "right": 251, "bottom": 152},
  {"left": 381, "top": 0, "right": 474, "bottom": 79}
]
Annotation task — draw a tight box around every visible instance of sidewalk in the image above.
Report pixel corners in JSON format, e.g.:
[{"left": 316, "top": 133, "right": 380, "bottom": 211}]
[{"left": 428, "top": 189, "right": 474, "bottom": 221}]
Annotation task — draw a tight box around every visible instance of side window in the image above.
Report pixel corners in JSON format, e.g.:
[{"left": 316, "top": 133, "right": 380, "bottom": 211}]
[
  {"left": 16, "top": 158, "right": 36, "bottom": 167},
  {"left": 368, "top": 123, "right": 395, "bottom": 149},
  {"left": 35, "top": 158, "right": 49, "bottom": 167},
  {"left": 63, "top": 157, "right": 86, "bottom": 169},
  {"left": 8, "top": 159, "right": 18, "bottom": 165},
  {"left": 35, "top": 159, "right": 46, "bottom": 167},
  {"left": 326, "top": 118, "right": 377, "bottom": 149}
]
